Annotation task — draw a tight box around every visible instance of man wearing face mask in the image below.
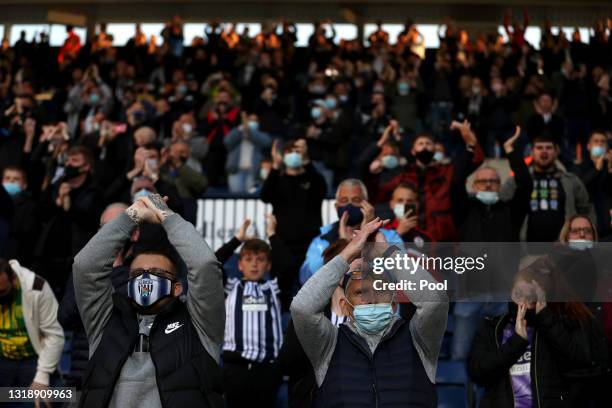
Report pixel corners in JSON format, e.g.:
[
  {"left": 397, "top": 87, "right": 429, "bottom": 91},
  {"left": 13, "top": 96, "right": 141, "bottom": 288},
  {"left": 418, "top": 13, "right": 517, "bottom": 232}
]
[
  {"left": 2, "top": 166, "right": 39, "bottom": 267},
  {"left": 455, "top": 126, "right": 532, "bottom": 242},
  {"left": 291, "top": 218, "right": 448, "bottom": 407},
  {"left": 302, "top": 99, "right": 340, "bottom": 194},
  {"left": 105, "top": 143, "right": 183, "bottom": 214},
  {"left": 34, "top": 146, "right": 104, "bottom": 297},
  {"left": 299, "top": 178, "right": 401, "bottom": 284},
  {"left": 378, "top": 120, "right": 484, "bottom": 241},
  {"left": 360, "top": 121, "right": 408, "bottom": 199},
  {"left": 161, "top": 141, "right": 207, "bottom": 199},
  {"left": 253, "top": 80, "right": 287, "bottom": 138},
  {"left": 224, "top": 112, "right": 272, "bottom": 193},
  {"left": 261, "top": 139, "right": 327, "bottom": 295},
  {"left": 58, "top": 203, "right": 133, "bottom": 391},
  {"left": 501, "top": 134, "right": 592, "bottom": 242},
  {"left": 379, "top": 183, "right": 433, "bottom": 248},
  {"left": 391, "top": 69, "right": 424, "bottom": 135},
  {"left": 73, "top": 194, "right": 225, "bottom": 408},
  {"left": 169, "top": 113, "right": 208, "bottom": 174},
  {"left": 572, "top": 130, "right": 612, "bottom": 236},
  {"left": 451, "top": 127, "right": 532, "bottom": 360}
]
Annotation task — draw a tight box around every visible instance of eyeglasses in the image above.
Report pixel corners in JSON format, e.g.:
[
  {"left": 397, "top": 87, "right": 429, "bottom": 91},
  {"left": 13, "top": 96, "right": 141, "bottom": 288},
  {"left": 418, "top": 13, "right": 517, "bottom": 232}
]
[
  {"left": 569, "top": 227, "right": 594, "bottom": 235},
  {"left": 474, "top": 178, "right": 501, "bottom": 186},
  {"left": 129, "top": 268, "right": 176, "bottom": 281}
]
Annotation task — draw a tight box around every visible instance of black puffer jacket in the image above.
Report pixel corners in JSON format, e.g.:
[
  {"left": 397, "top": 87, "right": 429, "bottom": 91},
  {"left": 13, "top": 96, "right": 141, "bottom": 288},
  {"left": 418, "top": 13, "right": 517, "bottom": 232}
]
[
  {"left": 468, "top": 307, "right": 609, "bottom": 408},
  {"left": 57, "top": 267, "right": 128, "bottom": 389}
]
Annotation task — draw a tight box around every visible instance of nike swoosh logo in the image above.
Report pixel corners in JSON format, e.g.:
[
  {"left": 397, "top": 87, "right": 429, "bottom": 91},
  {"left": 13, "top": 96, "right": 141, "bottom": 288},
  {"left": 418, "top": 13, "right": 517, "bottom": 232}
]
[{"left": 165, "top": 324, "right": 183, "bottom": 334}]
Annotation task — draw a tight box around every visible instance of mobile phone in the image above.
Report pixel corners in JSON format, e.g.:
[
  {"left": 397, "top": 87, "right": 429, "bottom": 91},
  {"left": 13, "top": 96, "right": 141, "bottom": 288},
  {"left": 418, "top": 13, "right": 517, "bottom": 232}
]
[{"left": 405, "top": 204, "right": 417, "bottom": 216}]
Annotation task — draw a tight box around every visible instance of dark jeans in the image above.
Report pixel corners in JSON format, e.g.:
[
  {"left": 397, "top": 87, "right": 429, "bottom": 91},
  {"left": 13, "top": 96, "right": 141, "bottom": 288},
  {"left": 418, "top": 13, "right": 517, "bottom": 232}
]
[
  {"left": 0, "top": 356, "right": 37, "bottom": 408},
  {"left": 223, "top": 360, "right": 283, "bottom": 408}
]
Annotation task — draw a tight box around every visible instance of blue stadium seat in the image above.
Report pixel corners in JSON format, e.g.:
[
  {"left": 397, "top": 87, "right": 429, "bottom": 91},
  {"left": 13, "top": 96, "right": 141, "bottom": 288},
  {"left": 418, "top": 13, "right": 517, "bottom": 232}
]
[
  {"left": 437, "top": 385, "right": 468, "bottom": 408},
  {"left": 436, "top": 361, "right": 471, "bottom": 408},
  {"left": 436, "top": 360, "right": 468, "bottom": 385}
]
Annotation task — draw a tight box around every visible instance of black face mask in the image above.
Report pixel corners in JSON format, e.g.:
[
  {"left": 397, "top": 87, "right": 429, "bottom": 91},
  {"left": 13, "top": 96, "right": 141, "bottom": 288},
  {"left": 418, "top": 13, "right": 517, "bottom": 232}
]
[
  {"left": 63, "top": 165, "right": 83, "bottom": 181},
  {"left": 415, "top": 149, "right": 434, "bottom": 165},
  {"left": 507, "top": 302, "right": 536, "bottom": 326}
]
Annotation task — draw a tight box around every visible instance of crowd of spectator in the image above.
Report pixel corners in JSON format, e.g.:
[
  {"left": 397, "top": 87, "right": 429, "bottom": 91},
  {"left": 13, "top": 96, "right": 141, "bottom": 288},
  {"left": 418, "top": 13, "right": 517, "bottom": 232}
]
[{"left": 0, "top": 10, "right": 611, "bottom": 408}]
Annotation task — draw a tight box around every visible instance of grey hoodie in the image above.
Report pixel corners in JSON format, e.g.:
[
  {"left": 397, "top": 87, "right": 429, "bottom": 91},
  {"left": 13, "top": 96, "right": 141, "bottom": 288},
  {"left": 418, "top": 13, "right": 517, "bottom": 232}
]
[
  {"left": 290, "top": 251, "right": 449, "bottom": 387},
  {"left": 73, "top": 212, "right": 224, "bottom": 408}
]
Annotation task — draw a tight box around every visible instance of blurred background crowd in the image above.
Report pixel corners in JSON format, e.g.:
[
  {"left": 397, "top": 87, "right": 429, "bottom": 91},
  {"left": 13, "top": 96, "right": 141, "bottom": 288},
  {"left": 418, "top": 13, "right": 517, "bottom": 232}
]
[{"left": 0, "top": 9, "right": 612, "bottom": 407}]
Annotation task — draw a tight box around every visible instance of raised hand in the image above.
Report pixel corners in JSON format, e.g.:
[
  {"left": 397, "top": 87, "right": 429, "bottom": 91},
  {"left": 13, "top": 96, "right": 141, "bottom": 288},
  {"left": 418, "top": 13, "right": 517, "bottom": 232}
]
[
  {"left": 236, "top": 218, "right": 254, "bottom": 242},
  {"left": 360, "top": 200, "right": 376, "bottom": 229},
  {"left": 377, "top": 123, "right": 393, "bottom": 147},
  {"left": 450, "top": 119, "right": 477, "bottom": 146},
  {"left": 338, "top": 210, "right": 351, "bottom": 240},
  {"left": 141, "top": 193, "right": 174, "bottom": 222},
  {"left": 515, "top": 303, "right": 528, "bottom": 340},
  {"left": 339, "top": 217, "right": 389, "bottom": 263},
  {"left": 503, "top": 126, "right": 521, "bottom": 154},
  {"left": 265, "top": 214, "right": 277, "bottom": 238},
  {"left": 271, "top": 139, "right": 283, "bottom": 170},
  {"left": 125, "top": 198, "right": 159, "bottom": 224},
  {"left": 396, "top": 210, "right": 418, "bottom": 236}
]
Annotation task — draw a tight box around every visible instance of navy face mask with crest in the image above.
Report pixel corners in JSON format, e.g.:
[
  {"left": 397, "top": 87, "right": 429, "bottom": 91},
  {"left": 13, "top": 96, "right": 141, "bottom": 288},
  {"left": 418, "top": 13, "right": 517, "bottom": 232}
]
[{"left": 127, "top": 268, "right": 176, "bottom": 309}]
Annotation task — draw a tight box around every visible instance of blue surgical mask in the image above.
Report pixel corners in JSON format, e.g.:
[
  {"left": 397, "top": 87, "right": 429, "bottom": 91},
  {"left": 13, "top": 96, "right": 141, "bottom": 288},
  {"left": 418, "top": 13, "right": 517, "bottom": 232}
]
[
  {"left": 133, "top": 188, "right": 151, "bottom": 202},
  {"left": 397, "top": 82, "right": 410, "bottom": 95},
  {"left": 283, "top": 152, "right": 303, "bottom": 168},
  {"left": 178, "top": 84, "right": 188, "bottom": 95},
  {"left": 433, "top": 151, "right": 444, "bottom": 162},
  {"left": 311, "top": 107, "right": 323, "bottom": 120},
  {"left": 590, "top": 146, "right": 605, "bottom": 158},
  {"left": 568, "top": 239, "right": 594, "bottom": 251},
  {"left": 381, "top": 155, "right": 399, "bottom": 169},
  {"left": 475, "top": 191, "right": 499, "bottom": 205},
  {"left": 247, "top": 121, "right": 259, "bottom": 131},
  {"left": 127, "top": 272, "right": 174, "bottom": 309},
  {"left": 353, "top": 303, "right": 394, "bottom": 335},
  {"left": 325, "top": 98, "right": 337, "bottom": 110},
  {"left": 3, "top": 182, "right": 22, "bottom": 197},
  {"left": 336, "top": 204, "right": 364, "bottom": 226},
  {"left": 89, "top": 93, "right": 100, "bottom": 105}
]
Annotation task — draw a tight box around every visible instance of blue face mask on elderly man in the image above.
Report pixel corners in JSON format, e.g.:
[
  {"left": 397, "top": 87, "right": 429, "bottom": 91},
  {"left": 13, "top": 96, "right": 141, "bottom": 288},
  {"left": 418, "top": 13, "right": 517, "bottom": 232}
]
[{"left": 342, "top": 271, "right": 397, "bottom": 335}]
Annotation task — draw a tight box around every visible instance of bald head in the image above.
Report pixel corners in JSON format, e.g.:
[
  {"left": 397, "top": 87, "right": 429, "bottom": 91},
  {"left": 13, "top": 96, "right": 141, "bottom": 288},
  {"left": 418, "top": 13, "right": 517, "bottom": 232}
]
[
  {"left": 134, "top": 127, "right": 156, "bottom": 147},
  {"left": 100, "top": 203, "right": 129, "bottom": 227}
]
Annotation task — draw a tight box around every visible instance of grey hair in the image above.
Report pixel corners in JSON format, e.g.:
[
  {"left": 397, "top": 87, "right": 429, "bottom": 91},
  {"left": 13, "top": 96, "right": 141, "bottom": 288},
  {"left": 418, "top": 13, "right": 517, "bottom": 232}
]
[
  {"left": 335, "top": 178, "right": 368, "bottom": 201},
  {"left": 100, "top": 202, "right": 129, "bottom": 225},
  {"left": 474, "top": 166, "right": 501, "bottom": 181}
]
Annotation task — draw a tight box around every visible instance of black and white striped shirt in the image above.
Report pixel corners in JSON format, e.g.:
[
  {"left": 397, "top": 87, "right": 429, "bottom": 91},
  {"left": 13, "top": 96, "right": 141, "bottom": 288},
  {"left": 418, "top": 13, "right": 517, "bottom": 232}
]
[
  {"left": 330, "top": 310, "right": 348, "bottom": 327},
  {"left": 223, "top": 278, "right": 283, "bottom": 363}
]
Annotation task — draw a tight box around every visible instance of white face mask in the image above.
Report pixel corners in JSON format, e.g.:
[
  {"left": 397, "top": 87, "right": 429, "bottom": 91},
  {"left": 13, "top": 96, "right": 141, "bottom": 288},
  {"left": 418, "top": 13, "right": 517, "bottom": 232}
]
[
  {"left": 393, "top": 203, "right": 405, "bottom": 219},
  {"left": 568, "top": 239, "right": 594, "bottom": 251},
  {"left": 181, "top": 123, "right": 193, "bottom": 134},
  {"left": 475, "top": 191, "right": 499, "bottom": 205}
]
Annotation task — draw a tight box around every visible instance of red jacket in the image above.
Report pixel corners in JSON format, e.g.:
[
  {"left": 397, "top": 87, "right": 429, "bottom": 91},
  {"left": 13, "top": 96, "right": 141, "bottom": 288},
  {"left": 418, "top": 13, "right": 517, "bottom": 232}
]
[{"left": 377, "top": 146, "right": 483, "bottom": 242}]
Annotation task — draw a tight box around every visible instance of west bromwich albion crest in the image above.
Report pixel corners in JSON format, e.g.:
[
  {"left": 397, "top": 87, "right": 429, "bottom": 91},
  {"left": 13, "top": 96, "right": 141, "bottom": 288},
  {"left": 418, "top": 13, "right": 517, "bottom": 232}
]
[{"left": 138, "top": 278, "right": 154, "bottom": 298}]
